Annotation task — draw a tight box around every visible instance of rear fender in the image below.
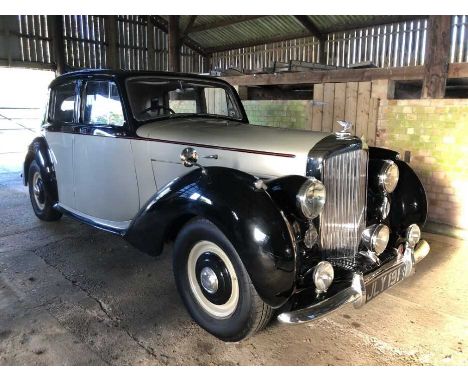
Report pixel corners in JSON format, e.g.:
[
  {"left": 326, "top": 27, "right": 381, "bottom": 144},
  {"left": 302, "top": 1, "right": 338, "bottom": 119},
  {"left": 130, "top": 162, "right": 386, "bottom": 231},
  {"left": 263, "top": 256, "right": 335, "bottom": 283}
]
[{"left": 23, "top": 137, "right": 59, "bottom": 202}]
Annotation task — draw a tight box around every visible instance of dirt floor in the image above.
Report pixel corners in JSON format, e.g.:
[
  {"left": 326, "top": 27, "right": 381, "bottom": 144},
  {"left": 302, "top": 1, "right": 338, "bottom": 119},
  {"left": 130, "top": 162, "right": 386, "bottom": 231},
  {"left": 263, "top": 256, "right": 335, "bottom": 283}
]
[{"left": 0, "top": 170, "right": 467, "bottom": 365}]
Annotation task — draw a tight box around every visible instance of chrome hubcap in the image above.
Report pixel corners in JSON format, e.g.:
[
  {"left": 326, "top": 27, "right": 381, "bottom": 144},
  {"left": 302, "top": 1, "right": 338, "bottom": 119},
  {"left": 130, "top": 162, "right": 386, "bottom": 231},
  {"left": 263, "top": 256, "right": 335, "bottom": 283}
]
[
  {"left": 32, "top": 172, "right": 45, "bottom": 210},
  {"left": 187, "top": 241, "right": 239, "bottom": 318},
  {"left": 200, "top": 267, "right": 219, "bottom": 294}
]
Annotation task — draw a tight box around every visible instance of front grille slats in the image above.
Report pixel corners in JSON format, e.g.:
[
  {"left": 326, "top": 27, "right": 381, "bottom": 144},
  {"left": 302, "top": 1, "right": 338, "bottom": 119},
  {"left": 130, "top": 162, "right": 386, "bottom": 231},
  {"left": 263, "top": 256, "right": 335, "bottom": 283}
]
[{"left": 320, "top": 149, "right": 368, "bottom": 268}]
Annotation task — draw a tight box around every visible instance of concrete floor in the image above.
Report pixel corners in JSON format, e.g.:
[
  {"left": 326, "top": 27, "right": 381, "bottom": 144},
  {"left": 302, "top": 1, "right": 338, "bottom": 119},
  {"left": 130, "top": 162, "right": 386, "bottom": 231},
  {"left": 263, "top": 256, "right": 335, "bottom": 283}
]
[{"left": 0, "top": 170, "right": 467, "bottom": 366}]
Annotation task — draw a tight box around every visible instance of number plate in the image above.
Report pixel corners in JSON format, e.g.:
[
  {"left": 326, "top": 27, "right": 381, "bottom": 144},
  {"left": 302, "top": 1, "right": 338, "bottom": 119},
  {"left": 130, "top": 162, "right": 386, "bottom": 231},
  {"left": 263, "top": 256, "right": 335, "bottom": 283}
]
[{"left": 365, "top": 263, "right": 406, "bottom": 302}]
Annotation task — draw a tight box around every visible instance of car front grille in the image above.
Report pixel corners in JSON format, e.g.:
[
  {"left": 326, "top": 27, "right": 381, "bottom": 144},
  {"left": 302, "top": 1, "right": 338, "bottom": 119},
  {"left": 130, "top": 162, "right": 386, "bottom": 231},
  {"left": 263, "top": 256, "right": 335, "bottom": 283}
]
[{"left": 319, "top": 149, "right": 368, "bottom": 268}]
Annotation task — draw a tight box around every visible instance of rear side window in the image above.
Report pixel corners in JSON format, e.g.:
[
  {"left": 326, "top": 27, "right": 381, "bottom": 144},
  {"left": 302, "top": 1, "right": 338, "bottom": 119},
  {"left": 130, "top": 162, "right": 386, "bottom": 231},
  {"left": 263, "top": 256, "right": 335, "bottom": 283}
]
[
  {"left": 50, "top": 82, "right": 76, "bottom": 123},
  {"left": 83, "top": 81, "right": 125, "bottom": 126}
]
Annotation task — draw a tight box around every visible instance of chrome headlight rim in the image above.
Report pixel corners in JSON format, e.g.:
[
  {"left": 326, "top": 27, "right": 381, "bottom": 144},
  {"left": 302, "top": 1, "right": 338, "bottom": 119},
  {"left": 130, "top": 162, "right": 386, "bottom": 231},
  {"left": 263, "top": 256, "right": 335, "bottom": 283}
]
[
  {"left": 362, "top": 224, "right": 390, "bottom": 255},
  {"left": 296, "top": 177, "right": 326, "bottom": 220},
  {"left": 379, "top": 160, "right": 399, "bottom": 193},
  {"left": 406, "top": 224, "right": 421, "bottom": 248},
  {"left": 313, "top": 261, "right": 334, "bottom": 293}
]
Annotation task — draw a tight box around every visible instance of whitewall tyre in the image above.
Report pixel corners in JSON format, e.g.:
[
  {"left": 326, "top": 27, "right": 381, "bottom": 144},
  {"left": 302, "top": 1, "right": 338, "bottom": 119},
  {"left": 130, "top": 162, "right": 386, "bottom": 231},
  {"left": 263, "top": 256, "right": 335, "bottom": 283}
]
[{"left": 173, "top": 218, "right": 273, "bottom": 342}]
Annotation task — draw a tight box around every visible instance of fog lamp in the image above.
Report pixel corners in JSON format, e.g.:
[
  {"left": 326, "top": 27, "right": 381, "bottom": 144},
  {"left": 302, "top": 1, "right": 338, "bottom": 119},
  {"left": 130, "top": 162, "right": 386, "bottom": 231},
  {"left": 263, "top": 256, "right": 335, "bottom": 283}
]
[
  {"left": 313, "top": 261, "right": 334, "bottom": 293},
  {"left": 406, "top": 224, "right": 421, "bottom": 248},
  {"left": 362, "top": 224, "right": 390, "bottom": 255},
  {"left": 304, "top": 226, "right": 318, "bottom": 248},
  {"left": 381, "top": 195, "right": 391, "bottom": 220}
]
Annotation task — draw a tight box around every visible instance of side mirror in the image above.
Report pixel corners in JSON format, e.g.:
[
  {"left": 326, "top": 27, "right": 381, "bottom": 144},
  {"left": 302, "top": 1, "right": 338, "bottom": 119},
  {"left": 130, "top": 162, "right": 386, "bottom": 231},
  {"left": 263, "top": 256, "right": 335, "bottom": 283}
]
[{"left": 180, "top": 147, "right": 199, "bottom": 167}]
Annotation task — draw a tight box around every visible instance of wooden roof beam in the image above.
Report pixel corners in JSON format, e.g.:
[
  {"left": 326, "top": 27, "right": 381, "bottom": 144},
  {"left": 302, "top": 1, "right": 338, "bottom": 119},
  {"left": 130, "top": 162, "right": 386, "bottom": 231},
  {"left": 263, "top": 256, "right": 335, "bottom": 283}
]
[
  {"left": 182, "top": 15, "right": 197, "bottom": 39},
  {"left": 293, "top": 16, "right": 325, "bottom": 40},
  {"left": 220, "top": 63, "right": 468, "bottom": 87},
  {"left": 205, "top": 31, "right": 315, "bottom": 54}
]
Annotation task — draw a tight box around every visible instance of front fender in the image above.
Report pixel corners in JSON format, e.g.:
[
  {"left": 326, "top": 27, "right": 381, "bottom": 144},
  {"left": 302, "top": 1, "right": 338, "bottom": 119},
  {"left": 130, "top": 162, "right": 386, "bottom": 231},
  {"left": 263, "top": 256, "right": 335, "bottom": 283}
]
[
  {"left": 389, "top": 160, "right": 428, "bottom": 232},
  {"left": 368, "top": 147, "right": 428, "bottom": 234},
  {"left": 124, "top": 167, "right": 296, "bottom": 308}
]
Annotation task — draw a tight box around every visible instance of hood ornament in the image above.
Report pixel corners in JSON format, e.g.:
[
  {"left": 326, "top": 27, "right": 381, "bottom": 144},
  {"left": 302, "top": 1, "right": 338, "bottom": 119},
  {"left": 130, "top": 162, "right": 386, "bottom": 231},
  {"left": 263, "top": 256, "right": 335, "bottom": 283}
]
[{"left": 335, "top": 120, "right": 353, "bottom": 138}]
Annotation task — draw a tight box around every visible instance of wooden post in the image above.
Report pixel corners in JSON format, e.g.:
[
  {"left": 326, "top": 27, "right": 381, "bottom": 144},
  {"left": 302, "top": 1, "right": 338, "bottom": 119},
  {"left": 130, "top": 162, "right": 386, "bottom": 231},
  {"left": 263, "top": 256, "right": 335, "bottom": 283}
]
[
  {"left": 146, "top": 16, "right": 155, "bottom": 70},
  {"left": 105, "top": 16, "right": 119, "bottom": 70},
  {"left": 47, "top": 16, "right": 66, "bottom": 74},
  {"left": 422, "top": 15, "right": 452, "bottom": 99},
  {"left": 168, "top": 15, "right": 181, "bottom": 72},
  {"left": 318, "top": 38, "right": 327, "bottom": 65},
  {"left": 203, "top": 53, "right": 211, "bottom": 73}
]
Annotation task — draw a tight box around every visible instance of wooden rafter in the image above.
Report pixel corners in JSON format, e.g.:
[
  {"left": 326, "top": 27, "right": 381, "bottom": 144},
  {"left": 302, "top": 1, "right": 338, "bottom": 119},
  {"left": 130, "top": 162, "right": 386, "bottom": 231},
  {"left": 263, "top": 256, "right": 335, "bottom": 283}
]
[
  {"left": 182, "top": 15, "right": 197, "bottom": 39},
  {"left": 293, "top": 16, "right": 324, "bottom": 40},
  {"left": 205, "top": 31, "right": 315, "bottom": 54}
]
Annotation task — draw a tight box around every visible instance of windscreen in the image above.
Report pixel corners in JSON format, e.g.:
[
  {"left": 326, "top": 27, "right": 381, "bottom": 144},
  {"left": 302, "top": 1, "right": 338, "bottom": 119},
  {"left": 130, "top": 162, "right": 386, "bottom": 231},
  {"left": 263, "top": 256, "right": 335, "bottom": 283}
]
[{"left": 126, "top": 77, "right": 243, "bottom": 122}]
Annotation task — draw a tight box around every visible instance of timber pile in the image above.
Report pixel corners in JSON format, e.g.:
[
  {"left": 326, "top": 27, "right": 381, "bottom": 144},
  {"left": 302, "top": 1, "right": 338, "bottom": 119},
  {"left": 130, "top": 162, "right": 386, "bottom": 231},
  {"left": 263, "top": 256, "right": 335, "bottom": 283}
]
[{"left": 212, "top": 60, "right": 340, "bottom": 76}]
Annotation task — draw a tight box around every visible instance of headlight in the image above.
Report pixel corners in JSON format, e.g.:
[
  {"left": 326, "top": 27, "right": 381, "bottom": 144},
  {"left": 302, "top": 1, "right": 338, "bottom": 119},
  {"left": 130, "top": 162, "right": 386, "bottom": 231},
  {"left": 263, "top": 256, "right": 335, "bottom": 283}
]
[
  {"left": 296, "top": 178, "right": 326, "bottom": 219},
  {"left": 379, "top": 160, "right": 399, "bottom": 193},
  {"left": 362, "top": 224, "right": 390, "bottom": 255},
  {"left": 313, "top": 261, "right": 334, "bottom": 292},
  {"left": 406, "top": 224, "right": 421, "bottom": 248}
]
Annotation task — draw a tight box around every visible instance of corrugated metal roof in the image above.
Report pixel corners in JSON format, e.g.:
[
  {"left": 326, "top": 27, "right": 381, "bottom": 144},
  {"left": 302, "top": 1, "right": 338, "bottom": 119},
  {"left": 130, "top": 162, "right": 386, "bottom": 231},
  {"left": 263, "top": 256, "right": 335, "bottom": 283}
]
[
  {"left": 190, "top": 16, "right": 308, "bottom": 50},
  {"left": 162, "top": 15, "right": 427, "bottom": 53}
]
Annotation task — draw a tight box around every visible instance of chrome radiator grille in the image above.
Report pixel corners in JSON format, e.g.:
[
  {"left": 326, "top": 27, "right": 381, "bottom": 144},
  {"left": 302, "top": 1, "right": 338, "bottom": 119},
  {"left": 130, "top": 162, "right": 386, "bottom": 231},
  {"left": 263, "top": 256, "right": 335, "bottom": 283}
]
[{"left": 320, "top": 149, "right": 368, "bottom": 266}]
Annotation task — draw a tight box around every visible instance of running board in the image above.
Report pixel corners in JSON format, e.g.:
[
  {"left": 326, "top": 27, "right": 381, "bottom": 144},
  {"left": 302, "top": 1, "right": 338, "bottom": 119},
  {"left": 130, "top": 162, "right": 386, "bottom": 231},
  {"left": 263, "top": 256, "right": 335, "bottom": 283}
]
[{"left": 54, "top": 203, "right": 130, "bottom": 236}]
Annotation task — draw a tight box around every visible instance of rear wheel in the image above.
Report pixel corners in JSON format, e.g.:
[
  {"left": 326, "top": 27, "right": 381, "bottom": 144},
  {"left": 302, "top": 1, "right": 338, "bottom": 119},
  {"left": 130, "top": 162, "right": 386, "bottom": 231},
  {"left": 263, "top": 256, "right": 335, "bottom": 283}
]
[
  {"left": 28, "top": 160, "right": 62, "bottom": 221},
  {"left": 173, "top": 218, "right": 272, "bottom": 342}
]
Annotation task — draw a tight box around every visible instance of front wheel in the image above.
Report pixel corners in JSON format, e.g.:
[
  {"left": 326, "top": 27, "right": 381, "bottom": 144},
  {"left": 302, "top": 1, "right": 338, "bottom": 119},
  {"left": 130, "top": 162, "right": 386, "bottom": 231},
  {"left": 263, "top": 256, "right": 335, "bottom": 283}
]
[{"left": 173, "top": 218, "right": 272, "bottom": 342}]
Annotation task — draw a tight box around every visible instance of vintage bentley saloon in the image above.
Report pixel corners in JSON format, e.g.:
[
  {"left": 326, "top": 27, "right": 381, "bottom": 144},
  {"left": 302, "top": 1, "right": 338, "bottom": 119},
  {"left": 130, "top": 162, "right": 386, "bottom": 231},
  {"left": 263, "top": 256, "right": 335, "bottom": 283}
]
[{"left": 24, "top": 70, "right": 430, "bottom": 341}]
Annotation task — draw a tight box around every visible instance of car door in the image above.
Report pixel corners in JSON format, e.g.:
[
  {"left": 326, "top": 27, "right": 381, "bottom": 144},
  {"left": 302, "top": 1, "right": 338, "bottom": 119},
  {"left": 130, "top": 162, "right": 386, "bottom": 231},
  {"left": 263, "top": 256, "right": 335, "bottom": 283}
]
[
  {"left": 147, "top": 86, "right": 238, "bottom": 190},
  {"left": 72, "top": 79, "right": 139, "bottom": 224},
  {"left": 44, "top": 80, "right": 78, "bottom": 209}
]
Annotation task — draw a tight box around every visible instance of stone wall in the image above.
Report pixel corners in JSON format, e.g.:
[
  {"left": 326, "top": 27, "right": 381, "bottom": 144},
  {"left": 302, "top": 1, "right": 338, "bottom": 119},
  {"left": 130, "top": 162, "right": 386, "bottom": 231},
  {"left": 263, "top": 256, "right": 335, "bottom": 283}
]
[{"left": 376, "top": 99, "right": 468, "bottom": 230}]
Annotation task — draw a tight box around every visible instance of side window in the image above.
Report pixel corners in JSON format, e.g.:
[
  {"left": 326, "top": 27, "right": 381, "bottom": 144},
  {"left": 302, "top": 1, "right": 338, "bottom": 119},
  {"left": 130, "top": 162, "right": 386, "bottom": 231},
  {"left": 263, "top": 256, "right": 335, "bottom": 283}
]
[
  {"left": 84, "top": 81, "right": 125, "bottom": 127},
  {"left": 50, "top": 82, "right": 76, "bottom": 123}
]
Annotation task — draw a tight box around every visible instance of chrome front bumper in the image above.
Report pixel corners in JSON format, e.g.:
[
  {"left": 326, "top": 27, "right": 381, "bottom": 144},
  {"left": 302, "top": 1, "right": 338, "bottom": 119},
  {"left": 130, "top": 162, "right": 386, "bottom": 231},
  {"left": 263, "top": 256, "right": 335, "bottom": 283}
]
[{"left": 277, "top": 240, "right": 430, "bottom": 325}]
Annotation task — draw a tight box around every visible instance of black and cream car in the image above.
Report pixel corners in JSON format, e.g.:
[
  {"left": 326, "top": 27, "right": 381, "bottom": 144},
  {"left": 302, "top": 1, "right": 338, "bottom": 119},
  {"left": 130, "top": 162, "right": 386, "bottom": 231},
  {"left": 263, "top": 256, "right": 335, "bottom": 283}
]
[{"left": 24, "top": 70, "right": 430, "bottom": 341}]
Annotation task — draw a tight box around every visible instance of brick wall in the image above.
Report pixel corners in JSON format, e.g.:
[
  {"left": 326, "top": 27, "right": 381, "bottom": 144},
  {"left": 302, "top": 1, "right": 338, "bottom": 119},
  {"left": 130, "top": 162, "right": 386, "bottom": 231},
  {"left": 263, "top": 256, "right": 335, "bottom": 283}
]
[
  {"left": 243, "top": 100, "right": 311, "bottom": 129},
  {"left": 376, "top": 99, "right": 468, "bottom": 229}
]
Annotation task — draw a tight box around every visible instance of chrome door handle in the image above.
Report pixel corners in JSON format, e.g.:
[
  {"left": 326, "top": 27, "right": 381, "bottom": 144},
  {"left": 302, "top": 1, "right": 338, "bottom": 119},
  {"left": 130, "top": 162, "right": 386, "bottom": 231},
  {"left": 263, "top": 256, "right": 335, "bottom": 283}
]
[{"left": 203, "top": 154, "right": 218, "bottom": 160}]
